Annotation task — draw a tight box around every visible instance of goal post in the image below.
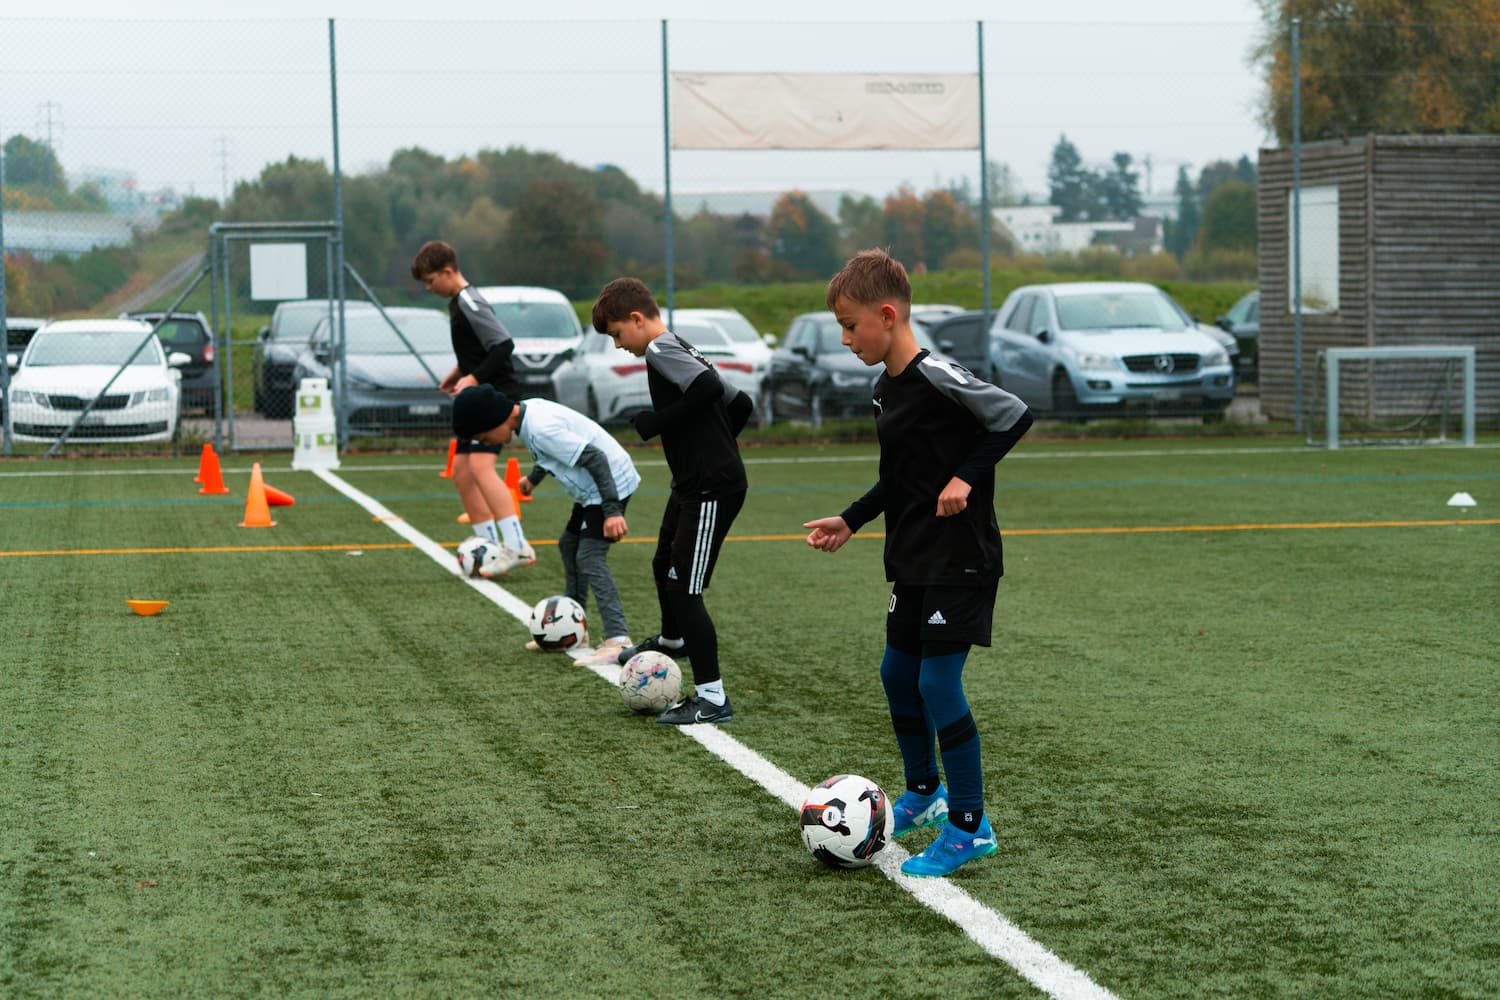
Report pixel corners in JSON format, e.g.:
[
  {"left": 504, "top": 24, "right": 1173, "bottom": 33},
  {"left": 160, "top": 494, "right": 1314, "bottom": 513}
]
[{"left": 1313, "top": 346, "right": 1476, "bottom": 450}]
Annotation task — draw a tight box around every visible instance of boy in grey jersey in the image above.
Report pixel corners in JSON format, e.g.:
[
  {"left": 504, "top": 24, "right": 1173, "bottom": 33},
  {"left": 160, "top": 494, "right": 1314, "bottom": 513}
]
[{"left": 592, "top": 277, "right": 753, "bottom": 726}]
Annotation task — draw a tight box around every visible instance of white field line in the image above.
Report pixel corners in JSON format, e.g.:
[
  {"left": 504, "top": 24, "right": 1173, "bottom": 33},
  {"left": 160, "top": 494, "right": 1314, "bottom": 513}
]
[{"left": 314, "top": 465, "right": 1119, "bottom": 1000}]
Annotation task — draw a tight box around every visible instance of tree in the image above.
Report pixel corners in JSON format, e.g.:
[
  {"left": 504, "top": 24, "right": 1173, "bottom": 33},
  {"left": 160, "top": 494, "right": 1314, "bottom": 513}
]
[
  {"left": 3, "top": 134, "right": 65, "bottom": 191},
  {"left": 1165, "top": 166, "right": 1200, "bottom": 260},
  {"left": 498, "top": 180, "right": 607, "bottom": 297},
  {"left": 1196, "top": 180, "right": 1257, "bottom": 253},
  {"left": 836, "top": 194, "right": 883, "bottom": 257},
  {"left": 1255, "top": 0, "right": 1500, "bottom": 142},
  {"left": 767, "top": 191, "right": 840, "bottom": 279},
  {"left": 1047, "top": 135, "right": 1091, "bottom": 221},
  {"left": 921, "top": 189, "right": 977, "bottom": 269},
  {"left": 1098, "top": 152, "right": 1144, "bottom": 220},
  {"left": 882, "top": 187, "right": 926, "bottom": 267}
]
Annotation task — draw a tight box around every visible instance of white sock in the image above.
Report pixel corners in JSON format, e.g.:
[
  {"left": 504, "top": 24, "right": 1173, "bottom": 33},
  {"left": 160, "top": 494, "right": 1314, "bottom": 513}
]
[
  {"left": 659, "top": 636, "right": 685, "bottom": 649},
  {"left": 696, "top": 679, "right": 725, "bottom": 706},
  {"left": 474, "top": 519, "right": 499, "bottom": 545},
  {"left": 498, "top": 516, "right": 526, "bottom": 550}
]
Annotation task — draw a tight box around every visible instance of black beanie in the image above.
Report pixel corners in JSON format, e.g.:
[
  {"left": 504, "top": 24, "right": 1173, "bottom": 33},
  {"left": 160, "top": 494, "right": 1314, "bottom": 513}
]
[{"left": 453, "top": 384, "right": 515, "bottom": 439}]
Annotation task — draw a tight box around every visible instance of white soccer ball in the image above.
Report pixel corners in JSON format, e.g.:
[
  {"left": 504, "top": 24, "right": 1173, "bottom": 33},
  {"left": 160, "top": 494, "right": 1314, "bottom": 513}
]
[
  {"left": 799, "top": 774, "right": 892, "bottom": 870},
  {"left": 456, "top": 535, "right": 500, "bottom": 578},
  {"left": 618, "top": 651, "right": 683, "bottom": 713},
  {"left": 529, "top": 595, "right": 588, "bottom": 652}
]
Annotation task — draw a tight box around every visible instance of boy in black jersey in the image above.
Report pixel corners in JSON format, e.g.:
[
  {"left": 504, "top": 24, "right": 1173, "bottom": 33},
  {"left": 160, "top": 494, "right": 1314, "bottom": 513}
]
[
  {"left": 412, "top": 241, "right": 533, "bottom": 574},
  {"left": 591, "top": 277, "right": 754, "bottom": 726},
  {"left": 804, "top": 249, "right": 1033, "bottom": 877}
]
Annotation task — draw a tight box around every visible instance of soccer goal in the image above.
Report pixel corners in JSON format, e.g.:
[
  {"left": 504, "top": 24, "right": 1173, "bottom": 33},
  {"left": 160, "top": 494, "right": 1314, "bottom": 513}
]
[{"left": 1308, "top": 346, "right": 1476, "bottom": 449}]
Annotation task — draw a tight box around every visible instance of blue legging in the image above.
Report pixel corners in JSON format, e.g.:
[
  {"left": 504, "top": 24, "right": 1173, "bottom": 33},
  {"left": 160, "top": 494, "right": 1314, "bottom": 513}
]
[{"left": 879, "top": 643, "right": 983, "bottom": 818}]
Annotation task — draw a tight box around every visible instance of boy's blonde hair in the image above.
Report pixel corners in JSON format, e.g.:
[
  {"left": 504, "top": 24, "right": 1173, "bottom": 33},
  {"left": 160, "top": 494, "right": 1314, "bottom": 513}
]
[{"left": 825, "top": 248, "right": 912, "bottom": 313}]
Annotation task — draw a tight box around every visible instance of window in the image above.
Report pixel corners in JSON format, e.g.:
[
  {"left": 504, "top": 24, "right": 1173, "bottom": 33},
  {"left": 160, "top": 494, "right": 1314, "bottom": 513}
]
[
  {"left": 1006, "top": 295, "right": 1034, "bottom": 332},
  {"left": 1289, "top": 185, "right": 1339, "bottom": 312}
]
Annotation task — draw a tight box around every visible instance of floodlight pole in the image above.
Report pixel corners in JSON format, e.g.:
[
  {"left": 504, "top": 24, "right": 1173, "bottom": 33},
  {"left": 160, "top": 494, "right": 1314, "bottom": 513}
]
[
  {"left": 1291, "top": 17, "right": 1304, "bottom": 432},
  {"left": 661, "top": 19, "right": 674, "bottom": 327},
  {"left": 978, "top": 20, "right": 991, "bottom": 329}
]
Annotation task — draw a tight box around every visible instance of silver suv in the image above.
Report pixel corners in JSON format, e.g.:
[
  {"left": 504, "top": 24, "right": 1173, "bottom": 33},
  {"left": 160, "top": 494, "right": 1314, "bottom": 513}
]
[{"left": 990, "top": 282, "right": 1236, "bottom": 421}]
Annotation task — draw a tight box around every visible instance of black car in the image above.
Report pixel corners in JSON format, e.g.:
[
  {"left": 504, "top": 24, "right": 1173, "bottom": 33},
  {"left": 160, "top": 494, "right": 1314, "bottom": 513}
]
[
  {"left": 760, "top": 310, "right": 959, "bottom": 428},
  {"left": 123, "top": 311, "right": 219, "bottom": 413},
  {"left": 254, "top": 300, "right": 372, "bottom": 418},
  {"left": 1216, "top": 290, "right": 1260, "bottom": 382},
  {"left": 911, "top": 309, "right": 998, "bottom": 383}
]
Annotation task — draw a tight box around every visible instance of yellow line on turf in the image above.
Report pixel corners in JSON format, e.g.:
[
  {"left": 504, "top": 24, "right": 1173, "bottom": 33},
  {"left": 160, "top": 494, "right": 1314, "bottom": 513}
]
[{"left": 1, "top": 517, "right": 1493, "bottom": 559}]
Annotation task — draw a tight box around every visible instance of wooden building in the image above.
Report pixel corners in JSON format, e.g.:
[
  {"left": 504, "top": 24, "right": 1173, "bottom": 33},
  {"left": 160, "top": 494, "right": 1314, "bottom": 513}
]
[{"left": 1257, "top": 135, "right": 1500, "bottom": 423}]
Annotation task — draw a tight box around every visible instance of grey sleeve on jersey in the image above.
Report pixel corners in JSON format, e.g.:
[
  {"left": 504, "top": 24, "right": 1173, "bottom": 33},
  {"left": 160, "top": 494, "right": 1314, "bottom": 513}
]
[
  {"left": 648, "top": 334, "right": 719, "bottom": 393},
  {"left": 918, "top": 355, "right": 1030, "bottom": 430},
  {"left": 576, "top": 444, "right": 624, "bottom": 518},
  {"left": 458, "top": 287, "right": 511, "bottom": 350}
]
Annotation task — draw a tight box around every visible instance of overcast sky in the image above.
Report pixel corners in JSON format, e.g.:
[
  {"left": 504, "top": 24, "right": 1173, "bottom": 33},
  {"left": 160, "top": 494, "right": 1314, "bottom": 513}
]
[{"left": 4, "top": 0, "right": 1271, "bottom": 206}]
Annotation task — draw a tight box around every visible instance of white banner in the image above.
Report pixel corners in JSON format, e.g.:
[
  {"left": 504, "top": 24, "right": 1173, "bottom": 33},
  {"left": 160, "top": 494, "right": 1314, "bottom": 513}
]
[{"left": 671, "top": 72, "right": 980, "bottom": 151}]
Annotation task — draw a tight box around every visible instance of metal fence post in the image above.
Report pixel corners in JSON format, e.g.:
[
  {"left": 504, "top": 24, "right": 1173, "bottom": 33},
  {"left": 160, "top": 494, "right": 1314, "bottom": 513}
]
[
  {"left": 661, "top": 19, "right": 673, "bottom": 327},
  {"left": 330, "top": 17, "right": 349, "bottom": 452},
  {"left": 1, "top": 125, "right": 11, "bottom": 457},
  {"left": 1292, "top": 16, "right": 1303, "bottom": 433}
]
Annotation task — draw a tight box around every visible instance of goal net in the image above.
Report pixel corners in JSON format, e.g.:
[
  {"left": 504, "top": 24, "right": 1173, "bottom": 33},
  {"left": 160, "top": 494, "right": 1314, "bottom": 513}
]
[{"left": 1307, "top": 346, "right": 1476, "bottom": 449}]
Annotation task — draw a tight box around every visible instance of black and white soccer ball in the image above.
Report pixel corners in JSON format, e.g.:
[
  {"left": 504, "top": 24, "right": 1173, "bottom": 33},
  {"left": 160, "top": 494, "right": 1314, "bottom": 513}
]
[
  {"left": 456, "top": 535, "right": 500, "bottom": 578},
  {"left": 799, "top": 774, "right": 892, "bottom": 870},
  {"left": 528, "top": 595, "right": 587, "bottom": 652},
  {"left": 618, "top": 651, "right": 683, "bottom": 713}
]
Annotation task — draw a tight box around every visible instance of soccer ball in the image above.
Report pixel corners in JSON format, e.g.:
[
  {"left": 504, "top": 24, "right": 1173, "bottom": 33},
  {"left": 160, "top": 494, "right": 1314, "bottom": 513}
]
[
  {"left": 528, "top": 595, "right": 587, "bottom": 652},
  {"left": 456, "top": 535, "right": 500, "bottom": 578},
  {"left": 618, "top": 651, "right": 682, "bottom": 713},
  {"left": 799, "top": 774, "right": 892, "bottom": 870}
]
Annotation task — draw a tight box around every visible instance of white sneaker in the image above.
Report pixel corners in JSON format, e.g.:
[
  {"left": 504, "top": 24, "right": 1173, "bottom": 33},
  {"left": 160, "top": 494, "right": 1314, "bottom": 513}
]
[
  {"left": 581, "top": 637, "right": 631, "bottom": 666},
  {"left": 480, "top": 545, "right": 535, "bottom": 579}
]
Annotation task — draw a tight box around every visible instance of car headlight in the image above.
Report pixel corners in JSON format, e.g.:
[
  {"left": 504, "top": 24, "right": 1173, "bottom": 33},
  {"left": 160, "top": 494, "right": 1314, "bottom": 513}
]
[
  {"left": 1067, "top": 347, "right": 1118, "bottom": 371},
  {"left": 348, "top": 376, "right": 379, "bottom": 391},
  {"left": 1204, "top": 349, "right": 1229, "bottom": 368},
  {"left": 10, "top": 389, "right": 38, "bottom": 405},
  {"left": 130, "top": 388, "right": 171, "bottom": 405},
  {"left": 830, "top": 371, "right": 870, "bottom": 387}
]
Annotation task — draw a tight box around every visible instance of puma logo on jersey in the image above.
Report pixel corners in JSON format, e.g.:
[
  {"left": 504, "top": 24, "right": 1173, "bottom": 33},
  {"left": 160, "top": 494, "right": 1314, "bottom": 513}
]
[{"left": 927, "top": 610, "right": 947, "bottom": 625}]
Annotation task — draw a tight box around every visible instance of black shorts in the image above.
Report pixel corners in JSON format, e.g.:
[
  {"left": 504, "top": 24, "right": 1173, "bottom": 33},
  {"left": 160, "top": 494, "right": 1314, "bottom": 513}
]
[
  {"left": 565, "top": 496, "right": 631, "bottom": 542},
  {"left": 656, "top": 489, "right": 745, "bottom": 595},
  {"left": 886, "top": 581, "right": 998, "bottom": 651},
  {"left": 455, "top": 437, "right": 502, "bottom": 455}
]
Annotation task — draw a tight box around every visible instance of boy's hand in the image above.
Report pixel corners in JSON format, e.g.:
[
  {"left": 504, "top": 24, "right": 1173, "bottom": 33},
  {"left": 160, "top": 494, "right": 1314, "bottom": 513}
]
[
  {"left": 438, "top": 366, "right": 460, "bottom": 394},
  {"left": 803, "top": 516, "right": 852, "bottom": 553},
  {"left": 452, "top": 373, "right": 479, "bottom": 394},
  {"left": 632, "top": 410, "right": 664, "bottom": 440},
  {"left": 603, "top": 515, "right": 628, "bottom": 541},
  {"left": 936, "top": 477, "right": 971, "bottom": 517},
  {"left": 518, "top": 477, "right": 534, "bottom": 497}
]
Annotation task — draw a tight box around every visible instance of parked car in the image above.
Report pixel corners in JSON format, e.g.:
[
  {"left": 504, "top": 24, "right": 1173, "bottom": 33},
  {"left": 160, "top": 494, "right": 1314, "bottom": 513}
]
[
  {"left": 254, "top": 299, "right": 373, "bottom": 418},
  {"left": 551, "top": 309, "right": 769, "bottom": 425},
  {"left": 6, "top": 319, "right": 189, "bottom": 443},
  {"left": 760, "top": 311, "right": 958, "bottom": 428},
  {"left": 122, "top": 311, "right": 218, "bottom": 413},
  {"left": 1217, "top": 290, "right": 1260, "bottom": 381},
  {"left": 291, "top": 307, "right": 451, "bottom": 432},
  {"left": 6, "top": 316, "right": 49, "bottom": 357},
  {"left": 476, "top": 285, "right": 584, "bottom": 401},
  {"left": 989, "top": 282, "right": 1236, "bottom": 421},
  {"left": 1162, "top": 297, "right": 1241, "bottom": 374},
  {"left": 911, "top": 309, "right": 998, "bottom": 383}
]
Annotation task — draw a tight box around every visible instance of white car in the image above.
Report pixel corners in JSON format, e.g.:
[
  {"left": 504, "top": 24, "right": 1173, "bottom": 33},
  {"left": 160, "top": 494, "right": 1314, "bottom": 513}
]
[
  {"left": 6, "top": 319, "right": 188, "bottom": 443},
  {"left": 476, "top": 285, "right": 585, "bottom": 401},
  {"left": 552, "top": 308, "right": 770, "bottom": 424}
]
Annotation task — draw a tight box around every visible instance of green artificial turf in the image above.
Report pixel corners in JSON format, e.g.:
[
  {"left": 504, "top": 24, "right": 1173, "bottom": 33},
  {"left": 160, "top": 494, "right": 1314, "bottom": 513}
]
[{"left": 2, "top": 439, "right": 1497, "bottom": 998}]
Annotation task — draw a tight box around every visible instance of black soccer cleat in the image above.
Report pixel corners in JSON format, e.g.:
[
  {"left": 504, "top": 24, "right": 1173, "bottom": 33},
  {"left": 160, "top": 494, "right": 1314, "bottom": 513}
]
[
  {"left": 655, "top": 696, "right": 733, "bottom": 726},
  {"left": 615, "top": 634, "right": 691, "bottom": 666}
]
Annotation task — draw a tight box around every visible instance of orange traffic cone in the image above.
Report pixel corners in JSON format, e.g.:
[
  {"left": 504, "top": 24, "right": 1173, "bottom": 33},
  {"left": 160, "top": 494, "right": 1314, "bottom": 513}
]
[
  {"left": 240, "top": 462, "right": 277, "bottom": 527},
  {"left": 193, "top": 442, "right": 213, "bottom": 483},
  {"left": 263, "top": 482, "right": 295, "bottom": 507},
  {"left": 457, "top": 512, "right": 471, "bottom": 524},
  {"left": 439, "top": 438, "right": 457, "bottom": 478},
  {"left": 198, "top": 445, "right": 230, "bottom": 495},
  {"left": 505, "top": 456, "right": 533, "bottom": 504}
]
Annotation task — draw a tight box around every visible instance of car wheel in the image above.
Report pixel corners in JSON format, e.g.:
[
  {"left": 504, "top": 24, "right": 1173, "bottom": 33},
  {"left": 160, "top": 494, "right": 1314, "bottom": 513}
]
[
  {"left": 758, "top": 382, "right": 774, "bottom": 428},
  {"left": 809, "top": 388, "right": 824, "bottom": 430},
  {"left": 1052, "top": 371, "right": 1084, "bottom": 422}
]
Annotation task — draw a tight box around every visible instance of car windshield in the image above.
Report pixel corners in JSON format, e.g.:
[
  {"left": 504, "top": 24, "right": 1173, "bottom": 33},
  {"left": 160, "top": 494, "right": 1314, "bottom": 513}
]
[
  {"left": 149, "top": 319, "right": 207, "bottom": 349},
  {"left": 490, "top": 301, "right": 580, "bottom": 340},
  {"left": 341, "top": 312, "right": 451, "bottom": 354},
  {"left": 26, "top": 330, "right": 164, "bottom": 367},
  {"left": 674, "top": 320, "right": 732, "bottom": 348},
  {"left": 698, "top": 313, "right": 760, "bottom": 344},
  {"left": 1055, "top": 291, "right": 1189, "bottom": 332},
  {"left": 276, "top": 303, "right": 346, "bottom": 342},
  {"left": 814, "top": 319, "right": 845, "bottom": 353}
]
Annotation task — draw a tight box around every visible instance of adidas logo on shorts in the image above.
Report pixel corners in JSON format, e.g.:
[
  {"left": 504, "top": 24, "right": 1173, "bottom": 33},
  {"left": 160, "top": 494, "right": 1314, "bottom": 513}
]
[{"left": 927, "top": 610, "right": 947, "bottom": 626}]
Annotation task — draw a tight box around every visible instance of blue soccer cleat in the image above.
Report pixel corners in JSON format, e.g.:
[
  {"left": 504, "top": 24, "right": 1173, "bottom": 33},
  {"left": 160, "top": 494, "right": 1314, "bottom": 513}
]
[
  {"left": 891, "top": 785, "right": 950, "bottom": 838},
  {"left": 900, "top": 816, "right": 998, "bottom": 878}
]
